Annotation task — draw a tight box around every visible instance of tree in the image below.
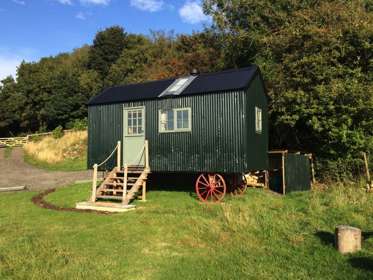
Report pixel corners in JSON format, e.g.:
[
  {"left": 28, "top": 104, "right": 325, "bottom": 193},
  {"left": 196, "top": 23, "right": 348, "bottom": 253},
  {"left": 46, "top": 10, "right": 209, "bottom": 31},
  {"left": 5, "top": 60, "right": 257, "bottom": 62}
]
[
  {"left": 0, "top": 76, "right": 25, "bottom": 136},
  {"left": 88, "top": 26, "right": 127, "bottom": 79},
  {"left": 105, "top": 35, "right": 153, "bottom": 86}
]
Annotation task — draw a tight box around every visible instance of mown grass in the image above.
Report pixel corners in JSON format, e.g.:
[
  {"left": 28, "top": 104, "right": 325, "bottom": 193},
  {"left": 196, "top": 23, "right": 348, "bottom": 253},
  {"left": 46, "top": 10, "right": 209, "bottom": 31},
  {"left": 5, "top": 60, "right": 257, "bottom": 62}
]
[{"left": 0, "top": 183, "right": 372, "bottom": 279}]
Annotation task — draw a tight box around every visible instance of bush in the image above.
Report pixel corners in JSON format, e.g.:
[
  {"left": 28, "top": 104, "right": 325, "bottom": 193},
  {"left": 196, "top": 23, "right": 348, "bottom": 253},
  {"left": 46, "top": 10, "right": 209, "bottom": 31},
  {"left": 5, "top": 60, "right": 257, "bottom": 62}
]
[
  {"left": 316, "top": 157, "right": 369, "bottom": 182},
  {"left": 52, "top": 126, "right": 64, "bottom": 139},
  {"left": 66, "top": 118, "right": 87, "bottom": 131}
]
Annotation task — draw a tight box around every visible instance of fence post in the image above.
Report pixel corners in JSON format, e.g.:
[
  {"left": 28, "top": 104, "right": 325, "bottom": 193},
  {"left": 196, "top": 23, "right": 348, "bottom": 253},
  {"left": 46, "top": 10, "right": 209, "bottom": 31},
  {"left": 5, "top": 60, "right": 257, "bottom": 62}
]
[
  {"left": 281, "top": 153, "right": 286, "bottom": 195},
  {"left": 117, "top": 141, "right": 121, "bottom": 169},
  {"left": 308, "top": 154, "right": 316, "bottom": 184},
  {"left": 91, "top": 164, "right": 98, "bottom": 202}
]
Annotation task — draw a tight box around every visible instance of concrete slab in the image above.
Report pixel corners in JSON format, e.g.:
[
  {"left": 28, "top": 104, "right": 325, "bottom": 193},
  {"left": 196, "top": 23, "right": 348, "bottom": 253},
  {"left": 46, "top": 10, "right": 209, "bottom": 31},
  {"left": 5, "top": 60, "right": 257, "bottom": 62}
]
[
  {"left": 76, "top": 201, "right": 136, "bottom": 213},
  {"left": 0, "top": 186, "right": 26, "bottom": 192}
]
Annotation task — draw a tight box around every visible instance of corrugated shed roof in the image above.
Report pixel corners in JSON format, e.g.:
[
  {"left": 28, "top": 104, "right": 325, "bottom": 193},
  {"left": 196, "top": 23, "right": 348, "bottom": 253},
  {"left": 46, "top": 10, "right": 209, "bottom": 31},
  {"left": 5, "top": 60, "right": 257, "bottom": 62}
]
[{"left": 88, "top": 65, "right": 259, "bottom": 106}]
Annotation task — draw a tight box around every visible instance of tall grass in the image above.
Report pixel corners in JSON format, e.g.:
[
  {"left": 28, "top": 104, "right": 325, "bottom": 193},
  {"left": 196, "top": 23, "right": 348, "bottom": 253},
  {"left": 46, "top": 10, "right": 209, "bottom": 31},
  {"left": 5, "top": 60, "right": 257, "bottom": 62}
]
[{"left": 24, "top": 130, "right": 87, "bottom": 165}]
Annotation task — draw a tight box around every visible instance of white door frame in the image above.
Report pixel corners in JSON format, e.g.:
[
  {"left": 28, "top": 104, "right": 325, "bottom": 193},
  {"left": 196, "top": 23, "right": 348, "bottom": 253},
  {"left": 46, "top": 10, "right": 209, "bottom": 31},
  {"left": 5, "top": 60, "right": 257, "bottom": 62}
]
[{"left": 123, "top": 106, "right": 146, "bottom": 166}]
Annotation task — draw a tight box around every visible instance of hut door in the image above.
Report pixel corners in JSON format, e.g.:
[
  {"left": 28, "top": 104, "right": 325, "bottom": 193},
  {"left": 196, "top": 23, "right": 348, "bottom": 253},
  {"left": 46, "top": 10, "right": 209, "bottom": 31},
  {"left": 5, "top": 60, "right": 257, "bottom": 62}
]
[{"left": 123, "top": 106, "right": 145, "bottom": 166}]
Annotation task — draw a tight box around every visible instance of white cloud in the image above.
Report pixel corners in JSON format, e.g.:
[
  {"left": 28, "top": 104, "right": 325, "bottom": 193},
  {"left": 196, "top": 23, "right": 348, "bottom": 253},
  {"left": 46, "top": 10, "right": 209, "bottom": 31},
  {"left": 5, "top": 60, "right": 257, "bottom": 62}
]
[
  {"left": 0, "top": 48, "right": 36, "bottom": 81},
  {"left": 0, "top": 55, "right": 22, "bottom": 81},
  {"left": 130, "top": 0, "right": 164, "bottom": 12},
  {"left": 75, "top": 11, "right": 87, "bottom": 20},
  {"left": 56, "top": 0, "right": 110, "bottom": 5},
  {"left": 12, "top": 0, "right": 26, "bottom": 5},
  {"left": 179, "top": 1, "right": 210, "bottom": 24},
  {"left": 56, "top": 0, "right": 72, "bottom": 4},
  {"left": 80, "top": 0, "right": 110, "bottom": 5}
]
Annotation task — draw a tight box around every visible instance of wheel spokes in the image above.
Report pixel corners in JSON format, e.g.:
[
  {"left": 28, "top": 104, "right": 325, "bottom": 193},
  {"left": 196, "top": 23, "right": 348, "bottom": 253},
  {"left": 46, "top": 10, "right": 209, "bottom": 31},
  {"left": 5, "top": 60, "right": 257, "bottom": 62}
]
[{"left": 195, "top": 173, "right": 226, "bottom": 203}]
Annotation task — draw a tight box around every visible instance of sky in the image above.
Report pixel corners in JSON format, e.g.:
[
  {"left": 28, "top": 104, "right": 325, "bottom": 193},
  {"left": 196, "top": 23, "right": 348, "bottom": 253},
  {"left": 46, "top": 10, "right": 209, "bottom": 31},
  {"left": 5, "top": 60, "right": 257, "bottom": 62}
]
[{"left": 0, "top": 0, "right": 211, "bottom": 80}]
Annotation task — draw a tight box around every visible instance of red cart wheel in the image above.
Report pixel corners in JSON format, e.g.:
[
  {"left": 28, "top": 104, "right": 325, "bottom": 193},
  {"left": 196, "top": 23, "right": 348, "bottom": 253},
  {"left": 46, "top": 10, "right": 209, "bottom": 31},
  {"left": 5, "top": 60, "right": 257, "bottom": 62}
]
[{"left": 195, "top": 173, "right": 226, "bottom": 202}]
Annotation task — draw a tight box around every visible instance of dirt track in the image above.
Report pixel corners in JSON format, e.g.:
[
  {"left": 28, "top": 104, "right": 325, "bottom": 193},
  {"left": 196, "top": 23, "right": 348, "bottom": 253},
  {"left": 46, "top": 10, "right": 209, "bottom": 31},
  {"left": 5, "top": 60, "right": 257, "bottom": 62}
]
[
  {"left": 0, "top": 147, "right": 92, "bottom": 191},
  {"left": 31, "top": 189, "right": 109, "bottom": 214}
]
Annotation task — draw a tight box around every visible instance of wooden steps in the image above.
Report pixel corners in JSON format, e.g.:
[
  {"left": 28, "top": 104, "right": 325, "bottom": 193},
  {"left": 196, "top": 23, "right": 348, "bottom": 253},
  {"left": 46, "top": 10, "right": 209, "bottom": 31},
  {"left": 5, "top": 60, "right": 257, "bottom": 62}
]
[
  {"left": 93, "top": 165, "right": 149, "bottom": 205},
  {"left": 84, "top": 140, "right": 150, "bottom": 211}
]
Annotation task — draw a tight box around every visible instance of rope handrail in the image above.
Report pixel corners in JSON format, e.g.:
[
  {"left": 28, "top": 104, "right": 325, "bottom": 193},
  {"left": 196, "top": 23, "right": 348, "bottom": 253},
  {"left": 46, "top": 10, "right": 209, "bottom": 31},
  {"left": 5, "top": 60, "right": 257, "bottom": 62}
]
[{"left": 96, "top": 143, "right": 119, "bottom": 168}]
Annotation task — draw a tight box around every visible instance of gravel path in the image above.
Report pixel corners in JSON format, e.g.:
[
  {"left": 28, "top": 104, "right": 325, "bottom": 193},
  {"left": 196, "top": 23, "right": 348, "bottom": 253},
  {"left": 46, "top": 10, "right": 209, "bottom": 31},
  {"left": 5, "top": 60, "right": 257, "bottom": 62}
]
[{"left": 0, "top": 147, "right": 92, "bottom": 191}]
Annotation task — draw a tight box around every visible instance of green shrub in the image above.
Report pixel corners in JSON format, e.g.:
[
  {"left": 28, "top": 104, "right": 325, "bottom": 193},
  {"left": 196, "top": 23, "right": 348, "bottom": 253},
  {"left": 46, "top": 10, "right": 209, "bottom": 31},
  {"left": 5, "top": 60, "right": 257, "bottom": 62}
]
[
  {"left": 66, "top": 118, "right": 87, "bottom": 131},
  {"left": 52, "top": 126, "right": 64, "bottom": 139},
  {"left": 316, "top": 157, "right": 369, "bottom": 181}
]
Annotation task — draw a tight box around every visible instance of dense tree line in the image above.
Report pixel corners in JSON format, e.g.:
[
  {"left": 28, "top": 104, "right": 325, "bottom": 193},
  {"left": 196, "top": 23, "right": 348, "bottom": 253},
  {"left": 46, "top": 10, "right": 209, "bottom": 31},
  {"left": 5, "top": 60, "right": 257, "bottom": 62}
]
[{"left": 0, "top": 0, "right": 372, "bottom": 177}]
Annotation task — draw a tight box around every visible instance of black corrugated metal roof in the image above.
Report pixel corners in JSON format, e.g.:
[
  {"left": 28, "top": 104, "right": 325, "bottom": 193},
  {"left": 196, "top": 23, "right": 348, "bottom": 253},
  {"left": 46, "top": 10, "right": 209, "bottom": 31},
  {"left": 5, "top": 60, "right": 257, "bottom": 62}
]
[{"left": 88, "top": 65, "right": 259, "bottom": 106}]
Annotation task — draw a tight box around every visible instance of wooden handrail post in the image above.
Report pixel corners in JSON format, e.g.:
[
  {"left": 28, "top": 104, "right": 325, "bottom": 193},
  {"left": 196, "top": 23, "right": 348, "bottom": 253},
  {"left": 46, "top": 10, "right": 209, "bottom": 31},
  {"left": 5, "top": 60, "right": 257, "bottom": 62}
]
[
  {"left": 122, "top": 164, "right": 128, "bottom": 204},
  {"left": 142, "top": 181, "right": 147, "bottom": 201},
  {"left": 145, "top": 140, "right": 149, "bottom": 170},
  {"left": 91, "top": 164, "right": 98, "bottom": 202},
  {"left": 117, "top": 141, "right": 121, "bottom": 169}
]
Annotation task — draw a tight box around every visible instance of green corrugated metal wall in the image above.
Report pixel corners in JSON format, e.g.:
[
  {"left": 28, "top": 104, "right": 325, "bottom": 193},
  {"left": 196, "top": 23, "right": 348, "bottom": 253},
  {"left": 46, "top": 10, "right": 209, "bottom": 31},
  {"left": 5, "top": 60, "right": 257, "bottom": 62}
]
[
  {"left": 88, "top": 104, "right": 123, "bottom": 170},
  {"left": 88, "top": 73, "right": 268, "bottom": 173},
  {"left": 246, "top": 74, "right": 268, "bottom": 170}
]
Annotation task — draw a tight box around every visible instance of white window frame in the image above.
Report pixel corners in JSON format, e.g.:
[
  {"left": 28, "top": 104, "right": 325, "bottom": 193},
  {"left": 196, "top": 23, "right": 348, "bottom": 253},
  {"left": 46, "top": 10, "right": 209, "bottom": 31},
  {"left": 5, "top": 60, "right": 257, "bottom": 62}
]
[
  {"left": 159, "top": 107, "right": 192, "bottom": 133},
  {"left": 255, "top": 106, "right": 262, "bottom": 134},
  {"left": 125, "top": 107, "right": 145, "bottom": 137}
]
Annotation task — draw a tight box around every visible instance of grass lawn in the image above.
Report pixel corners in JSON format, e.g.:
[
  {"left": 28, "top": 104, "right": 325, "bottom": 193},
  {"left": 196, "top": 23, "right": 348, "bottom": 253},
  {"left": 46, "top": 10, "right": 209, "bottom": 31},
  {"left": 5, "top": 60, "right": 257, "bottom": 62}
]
[
  {"left": 24, "top": 152, "right": 87, "bottom": 171},
  {"left": 0, "top": 183, "right": 372, "bottom": 279}
]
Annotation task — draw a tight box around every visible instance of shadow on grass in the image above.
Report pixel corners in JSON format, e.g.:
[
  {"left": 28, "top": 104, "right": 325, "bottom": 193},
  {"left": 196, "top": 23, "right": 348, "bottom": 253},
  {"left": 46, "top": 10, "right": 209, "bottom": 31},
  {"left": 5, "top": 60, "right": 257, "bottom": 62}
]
[
  {"left": 362, "top": 231, "right": 373, "bottom": 240},
  {"left": 349, "top": 257, "right": 373, "bottom": 272},
  {"left": 315, "top": 231, "right": 334, "bottom": 246},
  {"left": 315, "top": 230, "right": 373, "bottom": 247}
]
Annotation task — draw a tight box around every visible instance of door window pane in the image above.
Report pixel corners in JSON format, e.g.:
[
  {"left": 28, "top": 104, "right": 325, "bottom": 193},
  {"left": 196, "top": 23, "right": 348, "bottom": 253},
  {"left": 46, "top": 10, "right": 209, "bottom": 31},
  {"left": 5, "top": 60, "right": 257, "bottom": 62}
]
[{"left": 127, "top": 109, "right": 144, "bottom": 135}]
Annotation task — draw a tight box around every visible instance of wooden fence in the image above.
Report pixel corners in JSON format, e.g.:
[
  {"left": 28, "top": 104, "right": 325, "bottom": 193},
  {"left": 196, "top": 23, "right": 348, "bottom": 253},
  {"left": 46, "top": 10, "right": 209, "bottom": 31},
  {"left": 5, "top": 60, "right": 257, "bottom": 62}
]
[{"left": 0, "top": 129, "right": 76, "bottom": 148}]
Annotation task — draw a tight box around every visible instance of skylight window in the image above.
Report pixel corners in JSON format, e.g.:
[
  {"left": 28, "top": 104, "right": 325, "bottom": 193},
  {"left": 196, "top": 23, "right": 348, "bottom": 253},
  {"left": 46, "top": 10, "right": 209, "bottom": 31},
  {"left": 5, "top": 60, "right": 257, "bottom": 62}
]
[
  {"left": 158, "top": 76, "right": 197, "bottom": 97},
  {"left": 168, "top": 78, "right": 189, "bottom": 92}
]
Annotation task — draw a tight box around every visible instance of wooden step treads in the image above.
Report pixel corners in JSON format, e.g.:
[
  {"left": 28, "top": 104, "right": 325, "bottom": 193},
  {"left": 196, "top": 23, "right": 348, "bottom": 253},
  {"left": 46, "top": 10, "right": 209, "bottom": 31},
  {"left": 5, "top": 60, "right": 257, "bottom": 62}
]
[{"left": 94, "top": 165, "right": 149, "bottom": 205}]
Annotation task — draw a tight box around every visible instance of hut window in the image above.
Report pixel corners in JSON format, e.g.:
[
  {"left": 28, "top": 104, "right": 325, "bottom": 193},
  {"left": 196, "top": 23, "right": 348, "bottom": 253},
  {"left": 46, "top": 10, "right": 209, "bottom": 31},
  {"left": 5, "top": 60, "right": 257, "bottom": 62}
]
[
  {"left": 176, "top": 108, "right": 190, "bottom": 130},
  {"left": 159, "top": 110, "right": 174, "bottom": 132},
  {"left": 127, "top": 109, "right": 144, "bottom": 135},
  {"left": 255, "top": 106, "right": 262, "bottom": 134},
  {"left": 159, "top": 108, "right": 191, "bottom": 133}
]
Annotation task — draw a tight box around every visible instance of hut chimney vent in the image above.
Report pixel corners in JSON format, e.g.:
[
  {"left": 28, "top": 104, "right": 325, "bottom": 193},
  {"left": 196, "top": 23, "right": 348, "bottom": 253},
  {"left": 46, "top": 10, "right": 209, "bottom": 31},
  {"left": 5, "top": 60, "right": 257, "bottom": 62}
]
[{"left": 190, "top": 69, "right": 199, "bottom": 76}]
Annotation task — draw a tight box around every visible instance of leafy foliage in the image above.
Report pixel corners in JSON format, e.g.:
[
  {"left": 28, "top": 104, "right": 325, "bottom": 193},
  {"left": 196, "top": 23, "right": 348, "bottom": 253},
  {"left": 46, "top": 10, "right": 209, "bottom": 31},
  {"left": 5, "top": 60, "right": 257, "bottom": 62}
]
[
  {"left": 87, "top": 26, "right": 128, "bottom": 79},
  {"left": 52, "top": 126, "right": 64, "bottom": 139},
  {"left": 66, "top": 118, "right": 88, "bottom": 131}
]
